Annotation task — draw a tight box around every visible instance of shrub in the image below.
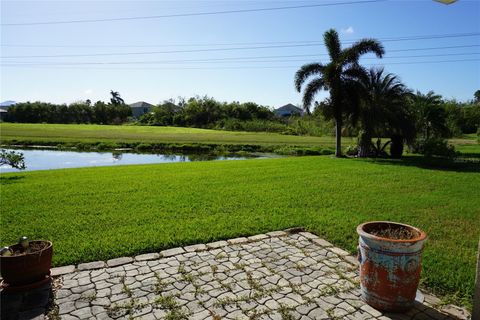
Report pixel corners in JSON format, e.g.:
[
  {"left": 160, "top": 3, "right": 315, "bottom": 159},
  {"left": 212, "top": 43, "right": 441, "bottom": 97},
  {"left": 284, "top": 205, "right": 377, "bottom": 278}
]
[
  {"left": 319, "top": 148, "right": 335, "bottom": 155},
  {"left": 410, "top": 138, "right": 457, "bottom": 159},
  {"left": 136, "top": 143, "right": 153, "bottom": 151},
  {"left": 345, "top": 145, "right": 359, "bottom": 156},
  {"left": 221, "top": 119, "right": 288, "bottom": 133}
]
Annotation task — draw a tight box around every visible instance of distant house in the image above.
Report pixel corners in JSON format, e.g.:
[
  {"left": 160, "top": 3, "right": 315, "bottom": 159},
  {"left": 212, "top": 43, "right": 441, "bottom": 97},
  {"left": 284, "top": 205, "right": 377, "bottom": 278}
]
[
  {"left": 129, "top": 101, "right": 155, "bottom": 118},
  {"left": 0, "top": 108, "right": 8, "bottom": 121},
  {"left": 274, "top": 103, "right": 304, "bottom": 117},
  {"left": 0, "top": 100, "right": 16, "bottom": 109}
]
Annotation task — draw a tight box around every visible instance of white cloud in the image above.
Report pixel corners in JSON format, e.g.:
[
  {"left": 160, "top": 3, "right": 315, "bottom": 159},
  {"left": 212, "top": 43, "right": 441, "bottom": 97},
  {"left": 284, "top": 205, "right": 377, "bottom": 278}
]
[
  {"left": 84, "top": 89, "right": 93, "bottom": 95},
  {"left": 341, "top": 26, "right": 354, "bottom": 34}
]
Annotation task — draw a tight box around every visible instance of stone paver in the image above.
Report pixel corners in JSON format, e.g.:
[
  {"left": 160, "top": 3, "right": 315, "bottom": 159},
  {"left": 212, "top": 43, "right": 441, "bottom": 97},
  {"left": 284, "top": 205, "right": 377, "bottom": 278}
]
[{"left": 3, "top": 230, "right": 470, "bottom": 319}]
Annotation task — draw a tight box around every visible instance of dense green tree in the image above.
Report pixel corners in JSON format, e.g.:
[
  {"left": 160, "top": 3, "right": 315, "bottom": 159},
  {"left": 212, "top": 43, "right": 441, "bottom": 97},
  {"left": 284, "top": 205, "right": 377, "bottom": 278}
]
[
  {"left": 140, "top": 101, "right": 180, "bottom": 126},
  {"left": 294, "top": 29, "right": 384, "bottom": 157}
]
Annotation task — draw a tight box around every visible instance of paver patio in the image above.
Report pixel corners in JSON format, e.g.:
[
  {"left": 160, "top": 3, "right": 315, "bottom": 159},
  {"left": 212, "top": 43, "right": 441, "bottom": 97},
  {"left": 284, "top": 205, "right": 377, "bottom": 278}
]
[{"left": 1, "top": 229, "right": 471, "bottom": 319}]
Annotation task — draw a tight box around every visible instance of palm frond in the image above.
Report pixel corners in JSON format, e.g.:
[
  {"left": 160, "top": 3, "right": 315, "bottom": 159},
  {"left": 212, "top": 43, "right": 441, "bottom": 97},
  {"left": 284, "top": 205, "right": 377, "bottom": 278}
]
[
  {"left": 341, "top": 39, "right": 385, "bottom": 64},
  {"left": 294, "top": 63, "right": 325, "bottom": 92},
  {"left": 324, "top": 29, "right": 342, "bottom": 61},
  {"left": 301, "top": 77, "right": 326, "bottom": 113}
]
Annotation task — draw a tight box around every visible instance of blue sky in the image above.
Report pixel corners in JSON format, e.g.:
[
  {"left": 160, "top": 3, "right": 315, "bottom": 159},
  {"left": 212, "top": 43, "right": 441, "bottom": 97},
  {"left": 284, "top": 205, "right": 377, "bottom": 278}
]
[{"left": 1, "top": 0, "right": 479, "bottom": 108}]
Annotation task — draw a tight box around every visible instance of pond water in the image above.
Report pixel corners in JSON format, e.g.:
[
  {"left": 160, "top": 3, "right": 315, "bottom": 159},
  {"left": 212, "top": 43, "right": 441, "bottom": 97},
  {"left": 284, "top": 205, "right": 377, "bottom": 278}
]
[{"left": 0, "top": 148, "right": 258, "bottom": 172}]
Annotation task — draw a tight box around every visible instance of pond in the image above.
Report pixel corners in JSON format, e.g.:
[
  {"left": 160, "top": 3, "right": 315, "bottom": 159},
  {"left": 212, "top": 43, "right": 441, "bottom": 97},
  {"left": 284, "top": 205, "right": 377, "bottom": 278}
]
[{"left": 0, "top": 148, "right": 259, "bottom": 172}]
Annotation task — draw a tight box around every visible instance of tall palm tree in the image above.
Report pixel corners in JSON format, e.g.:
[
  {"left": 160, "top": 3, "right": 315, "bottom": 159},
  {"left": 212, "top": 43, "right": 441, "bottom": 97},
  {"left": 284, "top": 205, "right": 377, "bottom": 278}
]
[
  {"left": 356, "top": 68, "right": 412, "bottom": 157},
  {"left": 295, "top": 29, "right": 384, "bottom": 157}
]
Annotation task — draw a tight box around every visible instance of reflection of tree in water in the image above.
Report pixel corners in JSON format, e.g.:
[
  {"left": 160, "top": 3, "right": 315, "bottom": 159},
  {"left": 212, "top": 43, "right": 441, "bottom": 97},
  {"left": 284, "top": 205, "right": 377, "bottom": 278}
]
[
  {"left": 187, "top": 153, "right": 217, "bottom": 161},
  {"left": 161, "top": 154, "right": 181, "bottom": 162},
  {"left": 160, "top": 153, "right": 215, "bottom": 162},
  {"left": 112, "top": 152, "right": 123, "bottom": 161}
]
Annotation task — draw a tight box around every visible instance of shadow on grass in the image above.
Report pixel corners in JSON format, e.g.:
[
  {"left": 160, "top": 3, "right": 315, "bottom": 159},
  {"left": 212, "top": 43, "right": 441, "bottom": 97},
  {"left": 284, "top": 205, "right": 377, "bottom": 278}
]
[
  {"left": 0, "top": 175, "right": 25, "bottom": 185},
  {"left": 360, "top": 156, "right": 480, "bottom": 173}
]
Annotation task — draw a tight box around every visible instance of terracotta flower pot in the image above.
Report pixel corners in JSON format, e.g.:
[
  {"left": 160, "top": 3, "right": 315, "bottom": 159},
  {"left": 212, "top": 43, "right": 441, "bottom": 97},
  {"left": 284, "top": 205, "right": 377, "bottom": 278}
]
[
  {"left": 0, "top": 240, "right": 53, "bottom": 287},
  {"left": 357, "top": 221, "right": 427, "bottom": 312}
]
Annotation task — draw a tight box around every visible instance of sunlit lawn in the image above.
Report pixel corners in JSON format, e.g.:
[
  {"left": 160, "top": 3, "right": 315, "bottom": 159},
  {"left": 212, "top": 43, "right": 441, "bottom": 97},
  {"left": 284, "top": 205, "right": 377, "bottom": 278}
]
[{"left": 1, "top": 156, "right": 479, "bottom": 306}]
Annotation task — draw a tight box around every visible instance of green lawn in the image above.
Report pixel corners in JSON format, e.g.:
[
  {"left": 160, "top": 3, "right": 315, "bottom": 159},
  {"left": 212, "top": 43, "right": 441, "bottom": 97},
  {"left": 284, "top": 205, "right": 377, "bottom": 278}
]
[
  {"left": 0, "top": 123, "right": 351, "bottom": 147},
  {"left": 1, "top": 156, "right": 479, "bottom": 306}
]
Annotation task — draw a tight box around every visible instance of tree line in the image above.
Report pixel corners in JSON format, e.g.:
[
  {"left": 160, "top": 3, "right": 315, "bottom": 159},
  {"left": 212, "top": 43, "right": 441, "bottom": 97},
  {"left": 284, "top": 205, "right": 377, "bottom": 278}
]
[
  {"left": 139, "top": 97, "right": 275, "bottom": 127},
  {"left": 5, "top": 91, "right": 131, "bottom": 125}
]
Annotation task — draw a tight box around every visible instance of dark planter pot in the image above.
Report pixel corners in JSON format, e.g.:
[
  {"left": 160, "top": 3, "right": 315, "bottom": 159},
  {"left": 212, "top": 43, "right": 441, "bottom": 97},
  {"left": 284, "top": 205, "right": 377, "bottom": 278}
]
[
  {"left": 357, "top": 222, "right": 427, "bottom": 312},
  {"left": 0, "top": 240, "right": 53, "bottom": 287}
]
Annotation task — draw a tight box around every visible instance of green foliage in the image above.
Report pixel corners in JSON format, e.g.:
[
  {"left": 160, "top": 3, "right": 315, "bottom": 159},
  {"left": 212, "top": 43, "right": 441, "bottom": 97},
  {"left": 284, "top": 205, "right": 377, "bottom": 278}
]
[
  {"left": 410, "top": 91, "right": 450, "bottom": 140},
  {"left": 354, "top": 68, "right": 414, "bottom": 158},
  {"left": 140, "top": 97, "right": 275, "bottom": 130},
  {"left": 410, "top": 138, "right": 457, "bottom": 159},
  {"left": 0, "top": 156, "right": 478, "bottom": 306},
  {"left": 6, "top": 100, "right": 132, "bottom": 125},
  {"left": 345, "top": 145, "right": 358, "bottom": 156},
  {"left": 0, "top": 149, "right": 26, "bottom": 169},
  {"left": 443, "top": 100, "right": 480, "bottom": 136},
  {"left": 219, "top": 118, "right": 288, "bottom": 133},
  {"left": 273, "top": 146, "right": 334, "bottom": 156}
]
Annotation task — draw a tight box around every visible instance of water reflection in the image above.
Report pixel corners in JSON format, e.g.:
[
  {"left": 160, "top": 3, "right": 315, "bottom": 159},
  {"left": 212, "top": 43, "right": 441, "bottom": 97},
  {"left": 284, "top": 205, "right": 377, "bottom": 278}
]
[{"left": 0, "top": 149, "right": 256, "bottom": 173}]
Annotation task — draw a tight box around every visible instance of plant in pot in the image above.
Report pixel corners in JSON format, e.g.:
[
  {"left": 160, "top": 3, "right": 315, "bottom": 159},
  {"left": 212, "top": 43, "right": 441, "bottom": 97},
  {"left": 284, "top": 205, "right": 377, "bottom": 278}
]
[
  {"left": 0, "top": 236, "right": 53, "bottom": 291},
  {"left": 357, "top": 221, "right": 427, "bottom": 312}
]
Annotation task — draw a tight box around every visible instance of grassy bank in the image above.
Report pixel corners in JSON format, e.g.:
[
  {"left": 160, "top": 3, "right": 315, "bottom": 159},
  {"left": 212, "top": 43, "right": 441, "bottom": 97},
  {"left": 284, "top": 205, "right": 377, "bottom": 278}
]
[
  {"left": 1, "top": 156, "right": 479, "bottom": 307},
  {"left": 1, "top": 123, "right": 477, "bottom": 155},
  {"left": 0, "top": 123, "right": 349, "bottom": 148}
]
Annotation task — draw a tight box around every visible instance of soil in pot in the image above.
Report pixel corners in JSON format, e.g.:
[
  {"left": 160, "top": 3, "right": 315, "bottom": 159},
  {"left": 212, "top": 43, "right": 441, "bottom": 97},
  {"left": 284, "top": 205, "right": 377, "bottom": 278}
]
[
  {"left": 364, "top": 222, "right": 418, "bottom": 240},
  {"left": 8, "top": 241, "right": 50, "bottom": 256}
]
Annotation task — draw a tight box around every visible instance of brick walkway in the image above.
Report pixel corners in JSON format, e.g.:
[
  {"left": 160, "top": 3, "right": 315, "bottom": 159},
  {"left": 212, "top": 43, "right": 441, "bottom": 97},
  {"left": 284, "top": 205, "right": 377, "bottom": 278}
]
[{"left": 2, "top": 230, "right": 471, "bottom": 319}]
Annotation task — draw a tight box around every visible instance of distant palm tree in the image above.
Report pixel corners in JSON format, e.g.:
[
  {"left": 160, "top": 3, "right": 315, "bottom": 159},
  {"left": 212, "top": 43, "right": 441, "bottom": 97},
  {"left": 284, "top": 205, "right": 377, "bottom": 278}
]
[
  {"left": 295, "top": 29, "right": 384, "bottom": 157},
  {"left": 356, "top": 68, "right": 412, "bottom": 157},
  {"left": 411, "top": 91, "right": 449, "bottom": 140},
  {"left": 110, "top": 90, "right": 125, "bottom": 106}
]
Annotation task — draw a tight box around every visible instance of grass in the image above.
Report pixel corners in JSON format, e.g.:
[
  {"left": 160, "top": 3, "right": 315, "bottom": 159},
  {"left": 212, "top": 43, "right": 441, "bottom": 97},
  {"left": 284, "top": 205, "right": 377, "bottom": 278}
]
[
  {"left": 0, "top": 123, "right": 351, "bottom": 147},
  {"left": 1, "top": 123, "right": 477, "bottom": 155},
  {"left": 1, "top": 156, "right": 479, "bottom": 307}
]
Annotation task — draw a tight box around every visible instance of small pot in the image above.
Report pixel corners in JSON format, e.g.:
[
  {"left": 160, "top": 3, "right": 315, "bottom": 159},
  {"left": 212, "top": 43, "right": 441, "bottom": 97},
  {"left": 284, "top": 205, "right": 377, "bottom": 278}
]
[
  {"left": 0, "top": 240, "right": 53, "bottom": 287},
  {"left": 357, "top": 221, "right": 427, "bottom": 312}
]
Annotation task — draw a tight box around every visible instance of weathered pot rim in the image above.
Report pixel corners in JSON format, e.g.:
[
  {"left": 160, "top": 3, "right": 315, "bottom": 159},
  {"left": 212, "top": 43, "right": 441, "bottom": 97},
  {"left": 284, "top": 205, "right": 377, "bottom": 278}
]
[
  {"left": 357, "top": 221, "right": 427, "bottom": 243},
  {"left": 0, "top": 240, "right": 52, "bottom": 259}
]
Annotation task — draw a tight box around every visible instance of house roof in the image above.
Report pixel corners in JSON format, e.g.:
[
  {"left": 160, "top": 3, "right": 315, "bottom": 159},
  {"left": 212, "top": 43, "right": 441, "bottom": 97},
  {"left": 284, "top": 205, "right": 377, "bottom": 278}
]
[
  {"left": 129, "top": 101, "right": 155, "bottom": 109},
  {"left": 0, "top": 108, "right": 8, "bottom": 113},
  {"left": 274, "top": 103, "right": 304, "bottom": 115}
]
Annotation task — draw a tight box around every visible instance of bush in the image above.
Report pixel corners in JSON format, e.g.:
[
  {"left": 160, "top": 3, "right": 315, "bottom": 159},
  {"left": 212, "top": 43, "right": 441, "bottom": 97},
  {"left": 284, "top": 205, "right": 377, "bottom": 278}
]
[
  {"left": 345, "top": 145, "right": 359, "bottom": 156},
  {"left": 410, "top": 138, "right": 457, "bottom": 159},
  {"left": 136, "top": 143, "right": 153, "bottom": 151},
  {"left": 220, "top": 119, "right": 288, "bottom": 133}
]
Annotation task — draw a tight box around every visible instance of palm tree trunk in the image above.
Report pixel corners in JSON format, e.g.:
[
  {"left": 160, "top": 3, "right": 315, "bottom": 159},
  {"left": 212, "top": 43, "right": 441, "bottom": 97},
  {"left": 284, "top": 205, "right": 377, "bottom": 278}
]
[
  {"left": 358, "top": 130, "right": 371, "bottom": 158},
  {"left": 335, "top": 119, "right": 342, "bottom": 157}
]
